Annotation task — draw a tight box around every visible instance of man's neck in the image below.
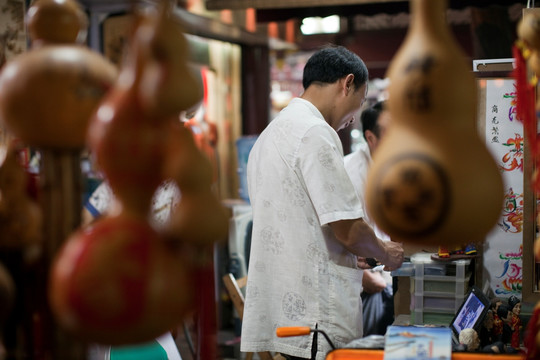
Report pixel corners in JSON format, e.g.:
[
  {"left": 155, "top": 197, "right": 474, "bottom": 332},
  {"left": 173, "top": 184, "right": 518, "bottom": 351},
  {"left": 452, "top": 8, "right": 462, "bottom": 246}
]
[{"left": 301, "top": 83, "right": 340, "bottom": 129}]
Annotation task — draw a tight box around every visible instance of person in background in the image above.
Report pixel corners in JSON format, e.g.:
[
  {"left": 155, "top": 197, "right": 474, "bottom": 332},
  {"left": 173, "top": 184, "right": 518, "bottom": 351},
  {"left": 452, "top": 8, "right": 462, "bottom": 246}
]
[
  {"left": 343, "top": 100, "right": 394, "bottom": 336},
  {"left": 240, "top": 45, "right": 404, "bottom": 360}
]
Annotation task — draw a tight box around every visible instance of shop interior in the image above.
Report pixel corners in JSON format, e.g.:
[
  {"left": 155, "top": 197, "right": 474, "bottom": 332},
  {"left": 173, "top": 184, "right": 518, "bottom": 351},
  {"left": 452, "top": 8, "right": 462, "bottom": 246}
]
[{"left": 0, "top": 0, "right": 538, "bottom": 359}]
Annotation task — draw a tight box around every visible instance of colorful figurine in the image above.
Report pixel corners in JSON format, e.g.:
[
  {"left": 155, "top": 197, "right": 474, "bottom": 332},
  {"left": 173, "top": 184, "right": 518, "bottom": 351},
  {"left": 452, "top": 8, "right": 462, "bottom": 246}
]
[
  {"left": 491, "top": 297, "right": 503, "bottom": 340},
  {"left": 479, "top": 310, "right": 496, "bottom": 349},
  {"left": 497, "top": 304, "right": 513, "bottom": 346},
  {"left": 508, "top": 295, "right": 522, "bottom": 350}
]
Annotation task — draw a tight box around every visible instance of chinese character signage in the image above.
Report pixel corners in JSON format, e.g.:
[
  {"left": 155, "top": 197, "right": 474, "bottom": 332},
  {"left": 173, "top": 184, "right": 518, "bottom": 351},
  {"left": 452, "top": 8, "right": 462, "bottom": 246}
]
[{"left": 483, "top": 78, "right": 523, "bottom": 298}]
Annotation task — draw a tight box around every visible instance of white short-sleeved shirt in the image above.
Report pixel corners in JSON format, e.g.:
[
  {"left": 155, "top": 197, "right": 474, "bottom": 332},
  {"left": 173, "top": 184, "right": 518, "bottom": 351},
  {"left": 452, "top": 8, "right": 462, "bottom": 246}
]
[
  {"left": 344, "top": 143, "right": 392, "bottom": 286},
  {"left": 241, "top": 98, "right": 365, "bottom": 359},
  {"left": 344, "top": 142, "right": 390, "bottom": 242}
]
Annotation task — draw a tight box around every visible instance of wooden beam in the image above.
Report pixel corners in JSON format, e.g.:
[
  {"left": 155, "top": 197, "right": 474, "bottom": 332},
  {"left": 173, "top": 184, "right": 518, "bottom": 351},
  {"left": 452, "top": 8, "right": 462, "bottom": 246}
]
[{"left": 206, "top": 0, "right": 404, "bottom": 11}]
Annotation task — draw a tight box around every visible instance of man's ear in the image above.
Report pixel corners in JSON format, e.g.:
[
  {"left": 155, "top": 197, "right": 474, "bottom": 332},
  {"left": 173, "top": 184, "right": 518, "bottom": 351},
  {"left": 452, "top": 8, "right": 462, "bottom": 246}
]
[
  {"left": 345, "top": 74, "right": 355, "bottom": 91},
  {"left": 365, "top": 129, "right": 377, "bottom": 147}
]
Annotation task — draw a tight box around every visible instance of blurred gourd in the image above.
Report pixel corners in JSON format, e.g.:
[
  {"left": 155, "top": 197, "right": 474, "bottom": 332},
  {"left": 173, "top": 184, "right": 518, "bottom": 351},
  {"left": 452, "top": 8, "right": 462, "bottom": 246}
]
[
  {"left": 0, "top": 0, "right": 118, "bottom": 356},
  {"left": 26, "top": 0, "right": 88, "bottom": 46},
  {"left": 87, "top": 2, "right": 202, "bottom": 213},
  {"left": 49, "top": 1, "right": 221, "bottom": 346},
  {"left": 365, "top": 0, "right": 503, "bottom": 246},
  {"left": 164, "top": 122, "right": 228, "bottom": 246},
  {"left": 49, "top": 213, "right": 194, "bottom": 345},
  {"left": 135, "top": 3, "right": 203, "bottom": 118},
  {"left": 0, "top": 0, "right": 117, "bottom": 149},
  {"left": 518, "top": 10, "right": 540, "bottom": 52}
]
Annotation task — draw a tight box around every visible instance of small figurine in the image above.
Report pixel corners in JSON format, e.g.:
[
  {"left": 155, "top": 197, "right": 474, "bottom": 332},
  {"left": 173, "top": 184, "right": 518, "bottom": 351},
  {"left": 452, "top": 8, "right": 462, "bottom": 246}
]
[
  {"left": 459, "top": 328, "right": 480, "bottom": 352},
  {"left": 479, "top": 310, "right": 496, "bottom": 349},
  {"left": 497, "top": 304, "right": 513, "bottom": 346},
  {"left": 508, "top": 295, "right": 522, "bottom": 350},
  {"left": 491, "top": 298, "right": 503, "bottom": 340}
]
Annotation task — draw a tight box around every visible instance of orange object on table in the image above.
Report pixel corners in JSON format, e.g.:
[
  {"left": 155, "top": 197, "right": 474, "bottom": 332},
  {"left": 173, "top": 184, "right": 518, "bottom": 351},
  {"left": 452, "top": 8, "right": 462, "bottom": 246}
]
[
  {"left": 277, "top": 327, "right": 523, "bottom": 360},
  {"left": 325, "top": 349, "right": 523, "bottom": 360}
]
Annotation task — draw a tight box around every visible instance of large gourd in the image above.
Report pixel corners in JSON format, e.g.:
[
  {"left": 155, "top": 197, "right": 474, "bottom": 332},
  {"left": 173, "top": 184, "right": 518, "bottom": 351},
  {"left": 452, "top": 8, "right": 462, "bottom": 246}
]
[
  {"left": 365, "top": 0, "right": 503, "bottom": 246},
  {"left": 0, "top": 0, "right": 118, "bottom": 356},
  {"left": 48, "top": 1, "right": 226, "bottom": 347}
]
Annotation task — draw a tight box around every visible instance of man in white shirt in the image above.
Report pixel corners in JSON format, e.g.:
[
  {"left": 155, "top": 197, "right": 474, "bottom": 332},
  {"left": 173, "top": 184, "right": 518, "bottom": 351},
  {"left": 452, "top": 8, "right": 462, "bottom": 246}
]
[
  {"left": 344, "top": 101, "right": 394, "bottom": 336},
  {"left": 241, "top": 46, "right": 404, "bottom": 360}
]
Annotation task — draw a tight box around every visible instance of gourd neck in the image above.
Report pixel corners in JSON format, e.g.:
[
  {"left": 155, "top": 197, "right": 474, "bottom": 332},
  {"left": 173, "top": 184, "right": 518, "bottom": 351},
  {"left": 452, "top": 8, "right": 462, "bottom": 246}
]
[{"left": 409, "top": 0, "right": 448, "bottom": 35}]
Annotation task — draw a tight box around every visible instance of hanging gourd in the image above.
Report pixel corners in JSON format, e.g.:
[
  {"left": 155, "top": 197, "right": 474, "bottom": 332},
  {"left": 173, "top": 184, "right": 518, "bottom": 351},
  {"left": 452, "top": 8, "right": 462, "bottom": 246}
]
[
  {"left": 0, "top": 0, "right": 118, "bottom": 356},
  {"left": 163, "top": 121, "right": 228, "bottom": 246},
  {"left": 48, "top": 1, "right": 218, "bottom": 346},
  {"left": 48, "top": 212, "right": 195, "bottom": 345},
  {"left": 0, "top": 0, "right": 117, "bottom": 149},
  {"left": 365, "top": 0, "right": 504, "bottom": 246}
]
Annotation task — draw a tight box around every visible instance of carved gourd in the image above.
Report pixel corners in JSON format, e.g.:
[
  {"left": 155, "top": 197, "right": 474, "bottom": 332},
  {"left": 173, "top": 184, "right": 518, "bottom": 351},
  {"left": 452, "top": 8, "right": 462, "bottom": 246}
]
[{"left": 365, "top": 0, "right": 504, "bottom": 246}]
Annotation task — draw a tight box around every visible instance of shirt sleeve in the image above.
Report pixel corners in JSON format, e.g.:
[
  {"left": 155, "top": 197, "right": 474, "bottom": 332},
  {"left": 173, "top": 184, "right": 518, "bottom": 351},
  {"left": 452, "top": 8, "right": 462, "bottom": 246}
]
[{"left": 296, "top": 124, "right": 364, "bottom": 226}]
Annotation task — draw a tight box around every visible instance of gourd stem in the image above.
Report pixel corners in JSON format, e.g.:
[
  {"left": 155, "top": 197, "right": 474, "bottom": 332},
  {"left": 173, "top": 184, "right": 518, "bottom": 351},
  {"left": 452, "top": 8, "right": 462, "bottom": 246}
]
[{"left": 409, "top": 0, "right": 448, "bottom": 39}]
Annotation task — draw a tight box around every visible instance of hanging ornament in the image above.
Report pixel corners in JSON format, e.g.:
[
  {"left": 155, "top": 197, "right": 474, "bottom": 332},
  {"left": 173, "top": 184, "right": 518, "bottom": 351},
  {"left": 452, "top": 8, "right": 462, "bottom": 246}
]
[{"left": 365, "top": 0, "right": 503, "bottom": 246}]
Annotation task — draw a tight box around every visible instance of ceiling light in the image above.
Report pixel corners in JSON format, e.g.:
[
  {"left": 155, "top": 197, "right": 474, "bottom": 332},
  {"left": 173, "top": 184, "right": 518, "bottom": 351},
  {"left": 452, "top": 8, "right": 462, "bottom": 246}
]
[{"left": 300, "top": 15, "right": 340, "bottom": 35}]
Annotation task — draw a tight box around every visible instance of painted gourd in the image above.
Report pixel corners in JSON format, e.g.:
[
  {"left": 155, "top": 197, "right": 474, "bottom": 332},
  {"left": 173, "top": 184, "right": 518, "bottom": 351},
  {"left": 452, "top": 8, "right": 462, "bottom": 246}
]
[
  {"left": 48, "top": 213, "right": 195, "bottom": 345},
  {"left": 365, "top": 0, "right": 504, "bottom": 246}
]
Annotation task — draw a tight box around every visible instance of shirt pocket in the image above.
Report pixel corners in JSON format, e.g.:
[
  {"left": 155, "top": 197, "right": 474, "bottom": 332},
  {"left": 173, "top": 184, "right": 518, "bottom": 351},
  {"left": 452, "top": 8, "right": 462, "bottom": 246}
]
[{"left": 323, "top": 263, "right": 364, "bottom": 348}]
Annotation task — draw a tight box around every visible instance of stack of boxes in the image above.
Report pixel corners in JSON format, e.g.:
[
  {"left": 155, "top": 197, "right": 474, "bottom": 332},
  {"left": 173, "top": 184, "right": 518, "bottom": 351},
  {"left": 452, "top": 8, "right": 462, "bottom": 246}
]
[{"left": 410, "top": 253, "right": 472, "bottom": 326}]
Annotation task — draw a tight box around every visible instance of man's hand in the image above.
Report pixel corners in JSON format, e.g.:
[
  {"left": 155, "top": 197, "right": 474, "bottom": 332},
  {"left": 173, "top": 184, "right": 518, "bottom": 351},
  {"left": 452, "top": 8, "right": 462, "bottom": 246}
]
[
  {"left": 380, "top": 241, "right": 404, "bottom": 271},
  {"left": 356, "top": 257, "right": 373, "bottom": 269},
  {"left": 330, "top": 218, "right": 404, "bottom": 271},
  {"left": 362, "top": 269, "right": 387, "bottom": 294}
]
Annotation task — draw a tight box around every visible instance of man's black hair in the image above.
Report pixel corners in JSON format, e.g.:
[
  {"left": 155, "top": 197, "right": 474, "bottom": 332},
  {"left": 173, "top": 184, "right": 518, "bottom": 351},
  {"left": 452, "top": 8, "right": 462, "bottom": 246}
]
[
  {"left": 302, "top": 45, "right": 369, "bottom": 91},
  {"left": 361, "top": 100, "right": 386, "bottom": 140}
]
